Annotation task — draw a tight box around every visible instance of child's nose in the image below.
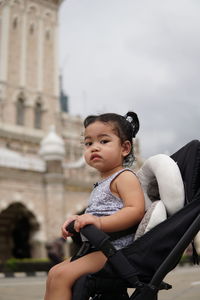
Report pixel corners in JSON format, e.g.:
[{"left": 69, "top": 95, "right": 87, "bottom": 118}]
[{"left": 91, "top": 142, "right": 100, "bottom": 151}]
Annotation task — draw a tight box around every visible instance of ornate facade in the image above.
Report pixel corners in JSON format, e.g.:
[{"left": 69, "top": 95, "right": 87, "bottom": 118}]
[{"left": 0, "top": 0, "right": 96, "bottom": 260}]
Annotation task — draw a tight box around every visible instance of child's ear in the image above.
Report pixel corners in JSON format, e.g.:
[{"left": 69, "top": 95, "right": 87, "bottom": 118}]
[{"left": 122, "top": 140, "right": 131, "bottom": 157}]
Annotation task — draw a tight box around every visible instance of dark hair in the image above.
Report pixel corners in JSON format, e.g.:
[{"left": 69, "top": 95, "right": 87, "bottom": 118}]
[{"left": 83, "top": 111, "right": 140, "bottom": 166}]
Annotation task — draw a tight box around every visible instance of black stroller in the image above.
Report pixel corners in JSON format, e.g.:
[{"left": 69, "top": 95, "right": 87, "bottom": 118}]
[{"left": 67, "top": 140, "right": 200, "bottom": 300}]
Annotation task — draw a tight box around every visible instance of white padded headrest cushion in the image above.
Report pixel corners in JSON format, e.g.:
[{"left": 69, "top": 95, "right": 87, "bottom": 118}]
[
  {"left": 134, "top": 200, "right": 167, "bottom": 240},
  {"left": 137, "top": 154, "right": 185, "bottom": 215}
]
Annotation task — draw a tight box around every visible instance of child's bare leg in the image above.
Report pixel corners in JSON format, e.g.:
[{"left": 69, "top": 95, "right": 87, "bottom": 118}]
[
  {"left": 44, "top": 251, "right": 107, "bottom": 300},
  {"left": 44, "top": 259, "right": 71, "bottom": 300}
]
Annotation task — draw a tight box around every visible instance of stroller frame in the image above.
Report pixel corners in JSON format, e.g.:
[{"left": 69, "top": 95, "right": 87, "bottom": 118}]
[
  {"left": 67, "top": 140, "right": 200, "bottom": 300},
  {"left": 68, "top": 206, "right": 200, "bottom": 300}
]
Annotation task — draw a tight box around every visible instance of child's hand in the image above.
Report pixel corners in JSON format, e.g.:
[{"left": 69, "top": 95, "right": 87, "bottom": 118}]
[
  {"left": 74, "top": 214, "right": 101, "bottom": 232},
  {"left": 61, "top": 215, "right": 78, "bottom": 239}
]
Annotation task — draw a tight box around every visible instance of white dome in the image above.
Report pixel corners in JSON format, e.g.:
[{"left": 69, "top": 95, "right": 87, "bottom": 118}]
[{"left": 39, "top": 126, "right": 65, "bottom": 161}]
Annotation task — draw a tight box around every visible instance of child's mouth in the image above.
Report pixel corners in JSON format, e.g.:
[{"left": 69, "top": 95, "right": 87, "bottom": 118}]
[{"left": 91, "top": 154, "right": 101, "bottom": 161}]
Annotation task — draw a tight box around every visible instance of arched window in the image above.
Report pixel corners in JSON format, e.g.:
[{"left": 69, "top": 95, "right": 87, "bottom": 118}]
[
  {"left": 13, "top": 17, "right": 18, "bottom": 30},
  {"left": 16, "top": 97, "right": 25, "bottom": 125},
  {"left": 45, "top": 29, "right": 51, "bottom": 41},
  {"left": 34, "top": 102, "right": 42, "bottom": 129},
  {"left": 29, "top": 23, "right": 34, "bottom": 35}
]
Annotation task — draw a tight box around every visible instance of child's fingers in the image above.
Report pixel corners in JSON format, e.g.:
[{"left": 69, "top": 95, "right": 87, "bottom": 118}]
[
  {"left": 74, "top": 215, "right": 100, "bottom": 232},
  {"left": 61, "top": 215, "right": 78, "bottom": 238},
  {"left": 74, "top": 219, "right": 81, "bottom": 232},
  {"left": 74, "top": 217, "right": 88, "bottom": 232}
]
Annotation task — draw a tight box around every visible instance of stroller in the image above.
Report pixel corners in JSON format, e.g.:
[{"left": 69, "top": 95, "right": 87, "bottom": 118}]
[{"left": 67, "top": 140, "right": 200, "bottom": 300}]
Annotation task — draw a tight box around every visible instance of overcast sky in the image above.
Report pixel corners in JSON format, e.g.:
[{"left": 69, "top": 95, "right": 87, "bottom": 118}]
[{"left": 58, "top": 0, "right": 200, "bottom": 159}]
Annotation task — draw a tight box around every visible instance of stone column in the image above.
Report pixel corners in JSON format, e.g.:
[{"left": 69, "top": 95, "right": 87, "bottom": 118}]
[
  {"left": 53, "top": 18, "right": 59, "bottom": 100},
  {"left": 44, "top": 161, "right": 65, "bottom": 240},
  {"left": 39, "top": 126, "right": 66, "bottom": 241},
  {"left": 0, "top": 3, "right": 10, "bottom": 82},
  {"left": 19, "top": 6, "right": 27, "bottom": 88},
  {"left": 37, "top": 13, "right": 44, "bottom": 93}
]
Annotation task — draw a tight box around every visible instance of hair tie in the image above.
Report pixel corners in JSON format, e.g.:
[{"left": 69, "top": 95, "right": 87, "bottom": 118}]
[
  {"left": 124, "top": 111, "right": 140, "bottom": 138},
  {"left": 125, "top": 115, "right": 133, "bottom": 123}
]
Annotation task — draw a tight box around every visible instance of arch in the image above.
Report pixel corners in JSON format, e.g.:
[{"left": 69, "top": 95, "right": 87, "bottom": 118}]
[
  {"left": 0, "top": 202, "right": 40, "bottom": 261},
  {"left": 11, "top": 0, "right": 22, "bottom": 6},
  {"left": 10, "top": 0, "right": 24, "bottom": 12},
  {"left": 44, "top": 11, "right": 53, "bottom": 20},
  {"left": 27, "top": 4, "right": 39, "bottom": 15},
  {"left": 12, "top": 89, "right": 27, "bottom": 103},
  {"left": 16, "top": 94, "right": 25, "bottom": 125},
  {"left": 43, "top": 10, "right": 56, "bottom": 25}
]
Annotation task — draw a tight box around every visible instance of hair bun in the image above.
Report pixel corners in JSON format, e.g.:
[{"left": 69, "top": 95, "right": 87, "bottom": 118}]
[{"left": 125, "top": 111, "right": 140, "bottom": 138}]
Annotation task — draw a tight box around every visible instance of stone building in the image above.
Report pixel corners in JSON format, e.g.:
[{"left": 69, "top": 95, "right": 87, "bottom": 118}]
[{"left": 0, "top": 0, "right": 97, "bottom": 261}]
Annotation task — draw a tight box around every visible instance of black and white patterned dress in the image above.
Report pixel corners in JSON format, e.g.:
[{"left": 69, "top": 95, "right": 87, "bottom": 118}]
[{"left": 85, "top": 168, "right": 135, "bottom": 250}]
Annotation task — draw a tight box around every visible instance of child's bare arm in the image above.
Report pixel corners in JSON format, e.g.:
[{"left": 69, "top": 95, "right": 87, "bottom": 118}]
[
  {"left": 71, "top": 171, "right": 145, "bottom": 233},
  {"left": 99, "top": 171, "right": 145, "bottom": 232}
]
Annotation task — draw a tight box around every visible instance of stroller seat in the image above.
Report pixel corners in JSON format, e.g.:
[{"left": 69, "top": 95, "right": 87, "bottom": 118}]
[{"left": 67, "top": 140, "right": 200, "bottom": 300}]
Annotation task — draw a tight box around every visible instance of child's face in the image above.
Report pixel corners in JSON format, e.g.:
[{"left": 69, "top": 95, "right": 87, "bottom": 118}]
[{"left": 84, "top": 121, "right": 130, "bottom": 177}]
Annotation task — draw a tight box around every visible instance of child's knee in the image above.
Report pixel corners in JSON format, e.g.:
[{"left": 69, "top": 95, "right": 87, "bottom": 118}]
[
  {"left": 47, "top": 264, "right": 74, "bottom": 287},
  {"left": 47, "top": 260, "right": 69, "bottom": 279},
  {"left": 48, "top": 265, "right": 57, "bottom": 278}
]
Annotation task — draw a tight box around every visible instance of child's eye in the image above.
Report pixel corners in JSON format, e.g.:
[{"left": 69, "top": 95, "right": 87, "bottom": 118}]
[
  {"left": 84, "top": 141, "right": 92, "bottom": 147},
  {"left": 100, "top": 140, "right": 109, "bottom": 144}
]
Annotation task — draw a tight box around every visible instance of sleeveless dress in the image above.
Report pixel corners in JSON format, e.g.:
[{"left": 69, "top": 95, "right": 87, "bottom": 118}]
[{"left": 84, "top": 168, "right": 136, "bottom": 250}]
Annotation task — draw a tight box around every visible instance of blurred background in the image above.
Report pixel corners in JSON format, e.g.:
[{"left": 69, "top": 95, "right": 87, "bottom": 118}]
[
  {"left": 0, "top": 0, "right": 199, "bottom": 272},
  {"left": 59, "top": 0, "right": 200, "bottom": 159}
]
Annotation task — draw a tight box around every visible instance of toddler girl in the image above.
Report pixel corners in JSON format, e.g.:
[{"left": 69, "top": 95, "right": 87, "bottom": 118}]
[{"left": 44, "top": 111, "right": 145, "bottom": 300}]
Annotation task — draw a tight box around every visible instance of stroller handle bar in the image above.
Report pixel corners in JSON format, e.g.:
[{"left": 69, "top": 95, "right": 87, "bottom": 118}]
[
  {"left": 66, "top": 221, "right": 144, "bottom": 288},
  {"left": 67, "top": 220, "right": 111, "bottom": 250}
]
